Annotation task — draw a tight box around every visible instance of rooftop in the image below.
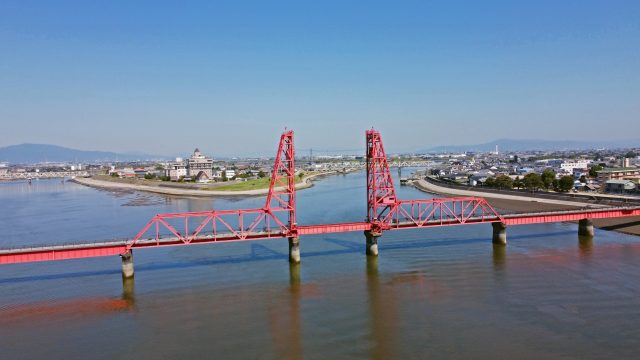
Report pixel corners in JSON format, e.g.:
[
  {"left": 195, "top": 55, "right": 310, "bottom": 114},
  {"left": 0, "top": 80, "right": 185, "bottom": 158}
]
[{"left": 598, "top": 167, "right": 639, "bottom": 173}]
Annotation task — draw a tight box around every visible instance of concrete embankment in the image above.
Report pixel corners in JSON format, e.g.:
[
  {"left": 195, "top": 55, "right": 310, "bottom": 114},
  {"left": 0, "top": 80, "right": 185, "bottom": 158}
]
[
  {"left": 411, "top": 179, "right": 602, "bottom": 211},
  {"left": 73, "top": 172, "right": 331, "bottom": 197},
  {"left": 411, "top": 179, "right": 640, "bottom": 236}
]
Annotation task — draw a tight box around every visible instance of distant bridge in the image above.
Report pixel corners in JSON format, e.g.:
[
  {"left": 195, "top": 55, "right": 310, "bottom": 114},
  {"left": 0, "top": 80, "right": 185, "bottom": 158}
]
[{"left": 0, "top": 171, "right": 89, "bottom": 180}]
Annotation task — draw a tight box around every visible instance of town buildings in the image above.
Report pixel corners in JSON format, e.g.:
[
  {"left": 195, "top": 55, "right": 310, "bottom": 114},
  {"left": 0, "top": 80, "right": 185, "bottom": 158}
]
[{"left": 165, "top": 148, "right": 214, "bottom": 181}]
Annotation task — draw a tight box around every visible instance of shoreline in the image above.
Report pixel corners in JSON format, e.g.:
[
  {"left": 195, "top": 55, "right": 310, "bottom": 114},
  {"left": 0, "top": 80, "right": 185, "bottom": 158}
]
[
  {"left": 410, "top": 179, "right": 640, "bottom": 237},
  {"left": 73, "top": 171, "right": 336, "bottom": 197}
]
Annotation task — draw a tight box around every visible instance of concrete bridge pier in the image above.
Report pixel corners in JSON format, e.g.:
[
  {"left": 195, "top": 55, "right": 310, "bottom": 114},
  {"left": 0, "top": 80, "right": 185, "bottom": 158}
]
[
  {"left": 364, "top": 230, "right": 381, "bottom": 256},
  {"left": 578, "top": 219, "right": 595, "bottom": 237},
  {"left": 121, "top": 250, "right": 134, "bottom": 278},
  {"left": 288, "top": 237, "right": 301, "bottom": 264},
  {"left": 492, "top": 222, "right": 507, "bottom": 245}
]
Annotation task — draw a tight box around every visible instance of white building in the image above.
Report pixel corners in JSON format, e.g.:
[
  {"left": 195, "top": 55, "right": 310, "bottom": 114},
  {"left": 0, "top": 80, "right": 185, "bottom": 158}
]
[
  {"left": 224, "top": 169, "right": 236, "bottom": 179},
  {"left": 166, "top": 157, "right": 187, "bottom": 180},
  {"left": 187, "top": 148, "right": 214, "bottom": 180},
  {"left": 560, "top": 160, "right": 591, "bottom": 172}
]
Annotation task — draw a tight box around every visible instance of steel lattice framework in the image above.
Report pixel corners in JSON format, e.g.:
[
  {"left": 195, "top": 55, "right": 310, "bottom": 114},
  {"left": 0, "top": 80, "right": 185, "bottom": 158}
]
[
  {"left": 124, "top": 130, "right": 298, "bottom": 251},
  {"left": 1, "top": 128, "right": 640, "bottom": 265},
  {"left": 365, "top": 129, "right": 504, "bottom": 232}
]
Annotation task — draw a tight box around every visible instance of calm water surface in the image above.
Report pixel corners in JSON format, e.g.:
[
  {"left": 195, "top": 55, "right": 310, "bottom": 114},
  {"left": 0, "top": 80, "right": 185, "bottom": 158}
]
[{"left": 1, "top": 172, "right": 639, "bottom": 359}]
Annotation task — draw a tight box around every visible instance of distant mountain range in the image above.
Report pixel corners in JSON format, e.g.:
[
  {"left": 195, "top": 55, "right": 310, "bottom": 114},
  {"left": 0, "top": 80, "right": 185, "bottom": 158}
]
[
  {"left": 0, "top": 143, "right": 166, "bottom": 164},
  {"left": 423, "top": 139, "right": 640, "bottom": 153}
]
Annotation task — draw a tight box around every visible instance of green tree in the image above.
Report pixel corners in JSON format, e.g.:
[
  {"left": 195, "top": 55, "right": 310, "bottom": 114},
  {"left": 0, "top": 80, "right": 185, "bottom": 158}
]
[
  {"left": 494, "top": 175, "right": 513, "bottom": 189},
  {"left": 523, "top": 173, "right": 544, "bottom": 191},
  {"left": 221, "top": 171, "right": 228, "bottom": 182},
  {"left": 484, "top": 177, "right": 496, "bottom": 187},
  {"left": 110, "top": 172, "right": 119, "bottom": 177},
  {"left": 257, "top": 170, "right": 267, "bottom": 178},
  {"left": 513, "top": 176, "right": 523, "bottom": 189},
  {"left": 625, "top": 151, "right": 637, "bottom": 159},
  {"left": 579, "top": 175, "right": 587, "bottom": 183},
  {"left": 144, "top": 173, "right": 156, "bottom": 180},
  {"left": 589, "top": 164, "right": 603, "bottom": 177},
  {"left": 541, "top": 169, "right": 556, "bottom": 190},
  {"left": 558, "top": 175, "right": 575, "bottom": 192}
]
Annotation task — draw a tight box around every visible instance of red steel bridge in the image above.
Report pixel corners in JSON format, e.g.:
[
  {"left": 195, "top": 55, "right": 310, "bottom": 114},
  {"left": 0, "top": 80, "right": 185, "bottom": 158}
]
[{"left": 2, "top": 129, "right": 640, "bottom": 277}]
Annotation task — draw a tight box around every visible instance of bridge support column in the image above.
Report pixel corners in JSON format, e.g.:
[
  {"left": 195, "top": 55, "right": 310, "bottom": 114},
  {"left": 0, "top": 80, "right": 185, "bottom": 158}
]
[
  {"left": 492, "top": 222, "right": 507, "bottom": 245},
  {"left": 288, "top": 237, "right": 301, "bottom": 264},
  {"left": 364, "top": 230, "right": 381, "bottom": 256},
  {"left": 121, "top": 250, "right": 134, "bottom": 279},
  {"left": 578, "top": 219, "right": 594, "bottom": 237}
]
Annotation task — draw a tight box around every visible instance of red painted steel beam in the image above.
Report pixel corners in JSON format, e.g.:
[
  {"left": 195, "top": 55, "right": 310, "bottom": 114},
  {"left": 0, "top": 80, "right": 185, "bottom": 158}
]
[
  {"left": 503, "top": 208, "right": 640, "bottom": 225},
  {"left": 0, "top": 245, "right": 127, "bottom": 265},
  {"left": 298, "top": 222, "right": 371, "bottom": 235}
]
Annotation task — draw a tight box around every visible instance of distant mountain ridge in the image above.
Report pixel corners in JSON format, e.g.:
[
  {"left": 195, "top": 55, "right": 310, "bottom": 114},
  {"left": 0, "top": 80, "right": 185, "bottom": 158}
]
[
  {"left": 0, "top": 143, "right": 166, "bottom": 164},
  {"left": 423, "top": 138, "right": 640, "bottom": 153}
]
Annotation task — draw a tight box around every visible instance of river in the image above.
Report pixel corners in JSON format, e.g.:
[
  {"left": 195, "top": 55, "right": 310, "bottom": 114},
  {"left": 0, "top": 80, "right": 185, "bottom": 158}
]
[{"left": 1, "top": 171, "right": 639, "bottom": 359}]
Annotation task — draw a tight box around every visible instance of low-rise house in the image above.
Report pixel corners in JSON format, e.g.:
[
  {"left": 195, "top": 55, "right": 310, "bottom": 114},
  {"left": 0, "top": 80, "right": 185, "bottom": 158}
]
[
  {"left": 224, "top": 169, "right": 236, "bottom": 179},
  {"left": 212, "top": 170, "right": 224, "bottom": 180},
  {"left": 469, "top": 175, "right": 488, "bottom": 186},
  {"left": 605, "top": 179, "right": 637, "bottom": 193},
  {"left": 134, "top": 168, "right": 147, "bottom": 178},
  {"left": 118, "top": 168, "right": 136, "bottom": 178},
  {"left": 444, "top": 173, "right": 468, "bottom": 182}
]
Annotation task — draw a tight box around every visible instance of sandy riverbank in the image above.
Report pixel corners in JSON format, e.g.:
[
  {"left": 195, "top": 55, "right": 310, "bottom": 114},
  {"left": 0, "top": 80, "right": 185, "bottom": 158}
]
[
  {"left": 411, "top": 179, "right": 640, "bottom": 236},
  {"left": 73, "top": 172, "right": 333, "bottom": 197}
]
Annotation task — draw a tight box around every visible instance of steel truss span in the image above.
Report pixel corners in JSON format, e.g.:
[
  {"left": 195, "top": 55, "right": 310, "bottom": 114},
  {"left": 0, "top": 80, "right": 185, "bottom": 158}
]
[{"left": 2, "top": 129, "right": 640, "bottom": 265}]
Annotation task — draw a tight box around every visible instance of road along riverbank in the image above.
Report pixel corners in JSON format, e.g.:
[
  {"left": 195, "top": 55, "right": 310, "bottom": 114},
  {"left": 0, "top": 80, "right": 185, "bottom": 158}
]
[
  {"left": 411, "top": 179, "right": 640, "bottom": 236},
  {"left": 73, "top": 172, "right": 334, "bottom": 197}
]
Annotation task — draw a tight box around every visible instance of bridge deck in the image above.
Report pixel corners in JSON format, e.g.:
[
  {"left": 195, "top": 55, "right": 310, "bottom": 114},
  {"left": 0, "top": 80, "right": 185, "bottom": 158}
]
[{"left": 1, "top": 207, "right": 639, "bottom": 265}]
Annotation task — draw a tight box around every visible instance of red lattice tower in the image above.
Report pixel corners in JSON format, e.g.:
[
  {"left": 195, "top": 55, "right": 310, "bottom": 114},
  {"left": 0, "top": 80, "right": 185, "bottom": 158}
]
[
  {"left": 366, "top": 129, "right": 398, "bottom": 232},
  {"left": 265, "top": 129, "right": 297, "bottom": 235}
]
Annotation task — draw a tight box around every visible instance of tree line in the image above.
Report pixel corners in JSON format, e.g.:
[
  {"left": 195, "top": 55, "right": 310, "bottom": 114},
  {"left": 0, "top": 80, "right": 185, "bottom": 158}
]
[{"left": 483, "top": 169, "right": 575, "bottom": 192}]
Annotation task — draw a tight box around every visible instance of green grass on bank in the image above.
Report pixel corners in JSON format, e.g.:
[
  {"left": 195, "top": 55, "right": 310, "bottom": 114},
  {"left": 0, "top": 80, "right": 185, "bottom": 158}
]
[
  {"left": 210, "top": 173, "right": 313, "bottom": 191},
  {"left": 208, "top": 177, "right": 274, "bottom": 191}
]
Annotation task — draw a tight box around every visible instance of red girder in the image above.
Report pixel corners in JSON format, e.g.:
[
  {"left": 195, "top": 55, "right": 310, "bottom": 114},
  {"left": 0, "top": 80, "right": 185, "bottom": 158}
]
[
  {"left": 1, "top": 128, "right": 640, "bottom": 265},
  {"left": 503, "top": 207, "right": 640, "bottom": 225}
]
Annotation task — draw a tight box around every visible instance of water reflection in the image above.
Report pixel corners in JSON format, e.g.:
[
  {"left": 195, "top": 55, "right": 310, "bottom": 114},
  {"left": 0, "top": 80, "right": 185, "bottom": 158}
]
[
  {"left": 578, "top": 235, "right": 594, "bottom": 262},
  {"left": 268, "top": 263, "right": 303, "bottom": 360},
  {"left": 492, "top": 243, "right": 507, "bottom": 272},
  {"left": 366, "top": 256, "right": 396, "bottom": 360},
  {"left": 122, "top": 277, "right": 136, "bottom": 305}
]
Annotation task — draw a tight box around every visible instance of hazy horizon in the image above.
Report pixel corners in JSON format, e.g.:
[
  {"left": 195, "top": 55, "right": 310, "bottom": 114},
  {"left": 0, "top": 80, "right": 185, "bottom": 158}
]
[{"left": 1, "top": 1, "right": 639, "bottom": 157}]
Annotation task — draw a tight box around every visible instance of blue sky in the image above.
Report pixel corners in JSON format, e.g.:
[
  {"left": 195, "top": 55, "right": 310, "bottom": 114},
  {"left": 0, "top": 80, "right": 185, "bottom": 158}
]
[{"left": 1, "top": 1, "right": 638, "bottom": 156}]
